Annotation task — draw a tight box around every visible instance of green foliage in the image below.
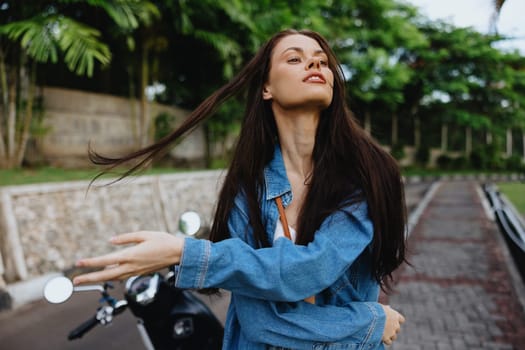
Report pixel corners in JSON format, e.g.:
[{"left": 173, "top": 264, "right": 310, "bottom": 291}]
[
  {"left": 84, "top": 0, "right": 160, "bottom": 28},
  {"left": 505, "top": 155, "right": 525, "bottom": 172},
  {"left": 0, "top": 0, "right": 160, "bottom": 169},
  {"left": 391, "top": 143, "right": 405, "bottom": 161},
  {"left": 207, "top": 99, "right": 243, "bottom": 142},
  {"left": 436, "top": 154, "right": 453, "bottom": 169},
  {"left": 415, "top": 144, "right": 430, "bottom": 166},
  {"left": 163, "top": 0, "right": 255, "bottom": 80},
  {"left": 192, "top": 30, "right": 243, "bottom": 79},
  {"left": 55, "top": 18, "right": 111, "bottom": 77},
  {"left": 0, "top": 13, "right": 112, "bottom": 77},
  {"left": 470, "top": 143, "right": 502, "bottom": 170},
  {"left": 332, "top": 0, "right": 426, "bottom": 113},
  {"left": 4, "top": 0, "right": 525, "bottom": 169},
  {"left": 436, "top": 143, "right": 525, "bottom": 172},
  {"left": 153, "top": 112, "right": 177, "bottom": 141},
  {"left": 0, "top": 166, "right": 185, "bottom": 186},
  {"left": 401, "top": 19, "right": 525, "bottom": 169},
  {"left": 451, "top": 156, "right": 469, "bottom": 170}
]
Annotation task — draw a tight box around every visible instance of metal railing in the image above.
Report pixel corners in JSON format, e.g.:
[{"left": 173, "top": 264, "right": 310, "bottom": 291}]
[{"left": 483, "top": 183, "right": 525, "bottom": 282}]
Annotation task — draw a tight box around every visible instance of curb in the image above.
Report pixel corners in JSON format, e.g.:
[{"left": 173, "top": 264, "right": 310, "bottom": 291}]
[
  {"left": 403, "top": 172, "right": 524, "bottom": 185},
  {"left": 406, "top": 181, "right": 441, "bottom": 236},
  {"left": 5, "top": 273, "right": 62, "bottom": 309}
]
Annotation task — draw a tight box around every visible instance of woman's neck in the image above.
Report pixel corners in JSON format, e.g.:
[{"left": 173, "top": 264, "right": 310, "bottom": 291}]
[{"left": 273, "top": 107, "right": 319, "bottom": 181}]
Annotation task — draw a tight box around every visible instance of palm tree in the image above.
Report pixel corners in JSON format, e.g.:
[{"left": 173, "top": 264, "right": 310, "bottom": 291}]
[
  {"left": 0, "top": 0, "right": 159, "bottom": 169},
  {"left": 490, "top": 0, "right": 507, "bottom": 33},
  {"left": 494, "top": 0, "right": 507, "bottom": 13}
]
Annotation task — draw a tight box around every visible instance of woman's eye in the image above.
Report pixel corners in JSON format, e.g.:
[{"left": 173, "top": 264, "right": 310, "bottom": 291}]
[
  {"left": 287, "top": 57, "right": 301, "bottom": 63},
  {"left": 320, "top": 59, "right": 328, "bottom": 66}
]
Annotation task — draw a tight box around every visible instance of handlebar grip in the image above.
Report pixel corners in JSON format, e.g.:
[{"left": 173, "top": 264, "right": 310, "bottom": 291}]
[{"left": 68, "top": 315, "right": 99, "bottom": 340}]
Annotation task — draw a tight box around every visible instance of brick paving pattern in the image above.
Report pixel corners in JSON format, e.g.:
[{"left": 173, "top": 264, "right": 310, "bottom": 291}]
[{"left": 385, "top": 181, "right": 525, "bottom": 350}]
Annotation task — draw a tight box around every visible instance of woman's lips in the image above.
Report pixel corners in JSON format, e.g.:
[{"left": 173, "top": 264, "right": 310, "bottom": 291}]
[{"left": 303, "top": 73, "right": 326, "bottom": 83}]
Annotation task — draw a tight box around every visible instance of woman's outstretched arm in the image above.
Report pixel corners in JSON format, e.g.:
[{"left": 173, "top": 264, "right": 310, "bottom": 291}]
[{"left": 74, "top": 201, "right": 373, "bottom": 302}]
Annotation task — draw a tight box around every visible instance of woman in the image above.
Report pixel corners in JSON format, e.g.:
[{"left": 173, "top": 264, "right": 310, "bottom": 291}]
[{"left": 74, "top": 29, "right": 407, "bottom": 349}]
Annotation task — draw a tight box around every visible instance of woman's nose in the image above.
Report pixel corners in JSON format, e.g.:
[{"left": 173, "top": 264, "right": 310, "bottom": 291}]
[{"left": 306, "top": 57, "right": 321, "bottom": 70}]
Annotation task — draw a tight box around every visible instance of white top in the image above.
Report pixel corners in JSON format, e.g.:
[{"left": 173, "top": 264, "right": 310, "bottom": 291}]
[{"left": 274, "top": 220, "right": 297, "bottom": 243}]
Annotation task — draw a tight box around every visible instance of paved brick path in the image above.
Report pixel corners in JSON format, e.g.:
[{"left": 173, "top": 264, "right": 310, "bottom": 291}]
[{"left": 385, "top": 181, "right": 525, "bottom": 350}]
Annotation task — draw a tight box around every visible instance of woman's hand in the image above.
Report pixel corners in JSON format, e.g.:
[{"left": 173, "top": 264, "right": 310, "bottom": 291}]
[
  {"left": 72, "top": 231, "right": 185, "bottom": 285},
  {"left": 381, "top": 304, "right": 405, "bottom": 346}
]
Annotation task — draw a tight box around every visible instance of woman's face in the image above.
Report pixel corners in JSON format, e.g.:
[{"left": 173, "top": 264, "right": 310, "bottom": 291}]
[{"left": 263, "top": 34, "right": 334, "bottom": 111}]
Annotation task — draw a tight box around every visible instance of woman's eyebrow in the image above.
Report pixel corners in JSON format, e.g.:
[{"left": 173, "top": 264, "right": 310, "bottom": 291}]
[{"left": 281, "top": 47, "right": 326, "bottom": 56}]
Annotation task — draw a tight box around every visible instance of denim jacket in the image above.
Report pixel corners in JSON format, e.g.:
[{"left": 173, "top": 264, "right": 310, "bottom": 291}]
[{"left": 174, "top": 146, "right": 386, "bottom": 350}]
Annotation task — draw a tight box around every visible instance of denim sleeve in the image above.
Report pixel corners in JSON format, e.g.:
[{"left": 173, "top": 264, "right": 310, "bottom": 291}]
[
  {"left": 174, "top": 200, "right": 374, "bottom": 302},
  {"left": 232, "top": 293, "right": 385, "bottom": 349}
]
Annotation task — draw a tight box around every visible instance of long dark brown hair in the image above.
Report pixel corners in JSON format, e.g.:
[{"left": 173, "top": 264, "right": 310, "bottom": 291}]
[{"left": 90, "top": 29, "right": 407, "bottom": 291}]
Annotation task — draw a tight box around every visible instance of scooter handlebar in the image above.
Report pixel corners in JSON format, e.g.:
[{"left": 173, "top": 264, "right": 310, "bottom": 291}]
[{"left": 68, "top": 315, "right": 99, "bottom": 340}]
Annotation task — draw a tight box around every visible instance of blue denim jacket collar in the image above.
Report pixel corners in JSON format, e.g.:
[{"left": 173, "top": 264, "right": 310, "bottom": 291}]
[{"left": 263, "top": 144, "right": 292, "bottom": 201}]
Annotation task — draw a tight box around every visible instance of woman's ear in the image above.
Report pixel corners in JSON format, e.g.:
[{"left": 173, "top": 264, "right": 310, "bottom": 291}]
[{"left": 262, "top": 85, "right": 272, "bottom": 100}]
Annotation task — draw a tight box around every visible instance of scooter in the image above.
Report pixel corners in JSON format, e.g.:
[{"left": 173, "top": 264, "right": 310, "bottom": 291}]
[{"left": 43, "top": 211, "right": 224, "bottom": 350}]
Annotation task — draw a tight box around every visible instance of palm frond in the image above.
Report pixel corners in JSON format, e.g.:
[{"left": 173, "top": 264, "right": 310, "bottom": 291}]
[
  {"left": 0, "top": 14, "right": 111, "bottom": 77},
  {"left": 218, "top": 0, "right": 256, "bottom": 33},
  {"left": 193, "top": 30, "right": 242, "bottom": 61},
  {"left": 193, "top": 30, "right": 243, "bottom": 78},
  {"left": 85, "top": 0, "right": 160, "bottom": 29},
  {"left": 55, "top": 17, "right": 111, "bottom": 76},
  {"left": 57, "top": 0, "right": 160, "bottom": 28},
  {"left": 0, "top": 15, "right": 60, "bottom": 63}
]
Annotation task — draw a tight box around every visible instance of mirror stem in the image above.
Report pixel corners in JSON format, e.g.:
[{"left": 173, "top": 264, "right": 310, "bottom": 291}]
[{"left": 74, "top": 285, "right": 105, "bottom": 293}]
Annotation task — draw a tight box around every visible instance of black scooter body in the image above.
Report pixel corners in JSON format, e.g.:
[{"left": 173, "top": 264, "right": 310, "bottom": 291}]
[{"left": 125, "top": 275, "right": 223, "bottom": 350}]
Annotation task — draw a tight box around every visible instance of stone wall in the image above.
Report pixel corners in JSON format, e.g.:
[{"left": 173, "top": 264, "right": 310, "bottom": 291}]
[
  {"left": 35, "top": 87, "right": 205, "bottom": 167},
  {"left": 0, "top": 171, "right": 225, "bottom": 283}
]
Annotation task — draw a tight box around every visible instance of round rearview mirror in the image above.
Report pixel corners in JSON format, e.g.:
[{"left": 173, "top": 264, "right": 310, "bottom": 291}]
[
  {"left": 44, "top": 276, "right": 74, "bottom": 304},
  {"left": 179, "top": 211, "right": 201, "bottom": 236}
]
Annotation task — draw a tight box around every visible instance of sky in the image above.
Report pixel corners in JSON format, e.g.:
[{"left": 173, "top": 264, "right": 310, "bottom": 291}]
[{"left": 404, "top": 0, "right": 525, "bottom": 53}]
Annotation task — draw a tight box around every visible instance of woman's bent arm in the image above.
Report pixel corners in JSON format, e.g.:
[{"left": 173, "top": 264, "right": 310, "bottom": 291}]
[
  {"left": 175, "top": 201, "right": 373, "bottom": 301},
  {"left": 231, "top": 293, "right": 386, "bottom": 349}
]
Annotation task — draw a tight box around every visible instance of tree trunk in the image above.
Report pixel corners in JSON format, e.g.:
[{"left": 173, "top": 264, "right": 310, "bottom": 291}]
[
  {"left": 7, "top": 69, "right": 17, "bottom": 164},
  {"left": 506, "top": 128, "right": 512, "bottom": 157},
  {"left": 441, "top": 123, "right": 448, "bottom": 152},
  {"left": 391, "top": 112, "right": 398, "bottom": 145},
  {"left": 139, "top": 45, "right": 150, "bottom": 147},
  {"left": 522, "top": 130, "right": 525, "bottom": 163},
  {"left": 364, "top": 110, "right": 371, "bottom": 135},
  {"left": 203, "top": 123, "right": 212, "bottom": 168},
  {"left": 0, "top": 50, "right": 8, "bottom": 159},
  {"left": 411, "top": 104, "right": 420, "bottom": 148},
  {"left": 15, "top": 61, "right": 36, "bottom": 166},
  {"left": 127, "top": 64, "right": 140, "bottom": 147},
  {"left": 486, "top": 130, "right": 492, "bottom": 144},
  {"left": 465, "top": 126, "right": 472, "bottom": 156},
  {"left": 414, "top": 116, "right": 421, "bottom": 149}
]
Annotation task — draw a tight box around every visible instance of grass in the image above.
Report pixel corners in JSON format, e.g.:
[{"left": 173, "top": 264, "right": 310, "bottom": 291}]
[
  {"left": 0, "top": 166, "right": 186, "bottom": 187},
  {"left": 497, "top": 182, "right": 525, "bottom": 216}
]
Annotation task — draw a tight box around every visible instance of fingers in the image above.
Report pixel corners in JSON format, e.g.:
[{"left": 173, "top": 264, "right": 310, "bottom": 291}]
[
  {"left": 73, "top": 264, "right": 126, "bottom": 285},
  {"left": 72, "top": 231, "right": 175, "bottom": 286},
  {"left": 76, "top": 251, "right": 123, "bottom": 269},
  {"left": 381, "top": 305, "right": 405, "bottom": 346},
  {"left": 109, "top": 231, "right": 148, "bottom": 245},
  {"left": 75, "top": 231, "right": 149, "bottom": 269}
]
